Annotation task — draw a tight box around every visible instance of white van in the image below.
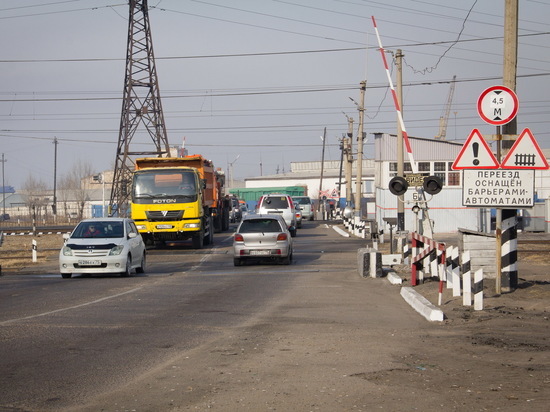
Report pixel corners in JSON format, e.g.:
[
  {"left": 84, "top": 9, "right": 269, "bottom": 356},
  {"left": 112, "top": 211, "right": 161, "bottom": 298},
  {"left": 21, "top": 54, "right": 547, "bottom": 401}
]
[
  {"left": 292, "top": 196, "right": 313, "bottom": 221},
  {"left": 257, "top": 194, "right": 297, "bottom": 237}
]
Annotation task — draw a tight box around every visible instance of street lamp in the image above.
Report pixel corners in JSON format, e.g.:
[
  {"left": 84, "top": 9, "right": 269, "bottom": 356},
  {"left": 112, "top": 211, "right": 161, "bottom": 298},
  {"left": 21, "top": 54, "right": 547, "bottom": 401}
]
[{"left": 228, "top": 155, "right": 240, "bottom": 189}]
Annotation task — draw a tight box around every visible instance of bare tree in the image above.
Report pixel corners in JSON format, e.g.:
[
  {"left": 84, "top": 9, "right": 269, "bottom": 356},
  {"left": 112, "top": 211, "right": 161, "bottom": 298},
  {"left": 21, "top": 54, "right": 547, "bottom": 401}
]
[
  {"left": 21, "top": 175, "right": 49, "bottom": 220},
  {"left": 59, "top": 161, "right": 93, "bottom": 220},
  {"left": 58, "top": 174, "right": 73, "bottom": 218}
]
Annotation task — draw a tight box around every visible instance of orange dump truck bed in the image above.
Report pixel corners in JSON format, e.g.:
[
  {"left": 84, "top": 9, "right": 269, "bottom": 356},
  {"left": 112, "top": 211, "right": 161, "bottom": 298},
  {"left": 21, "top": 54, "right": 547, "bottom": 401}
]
[{"left": 135, "top": 155, "right": 219, "bottom": 208}]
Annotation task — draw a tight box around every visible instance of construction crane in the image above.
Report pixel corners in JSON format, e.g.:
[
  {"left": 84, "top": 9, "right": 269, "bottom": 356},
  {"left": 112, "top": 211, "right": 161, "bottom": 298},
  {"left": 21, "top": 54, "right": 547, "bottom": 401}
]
[{"left": 435, "top": 75, "right": 456, "bottom": 140}]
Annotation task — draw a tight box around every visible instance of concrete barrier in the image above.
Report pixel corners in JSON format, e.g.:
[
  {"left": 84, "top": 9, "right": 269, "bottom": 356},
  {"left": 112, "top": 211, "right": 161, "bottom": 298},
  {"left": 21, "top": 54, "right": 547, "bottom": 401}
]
[
  {"left": 357, "top": 248, "right": 382, "bottom": 278},
  {"left": 400, "top": 287, "right": 444, "bottom": 322}
]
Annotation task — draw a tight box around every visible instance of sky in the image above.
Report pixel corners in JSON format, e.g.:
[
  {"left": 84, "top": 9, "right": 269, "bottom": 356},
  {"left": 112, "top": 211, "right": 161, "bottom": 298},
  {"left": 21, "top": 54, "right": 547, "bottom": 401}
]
[{"left": 0, "top": 0, "right": 549, "bottom": 190}]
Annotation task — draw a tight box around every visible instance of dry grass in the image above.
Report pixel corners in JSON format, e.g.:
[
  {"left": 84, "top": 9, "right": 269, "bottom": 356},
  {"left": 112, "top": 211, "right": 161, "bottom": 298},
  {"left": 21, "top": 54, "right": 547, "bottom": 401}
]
[{"left": 0, "top": 234, "right": 64, "bottom": 270}]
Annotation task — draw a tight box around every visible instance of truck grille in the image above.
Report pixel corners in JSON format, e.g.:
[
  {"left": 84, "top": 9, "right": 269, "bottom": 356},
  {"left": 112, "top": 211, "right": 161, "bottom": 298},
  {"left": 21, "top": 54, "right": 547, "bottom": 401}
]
[{"left": 146, "top": 210, "right": 184, "bottom": 221}]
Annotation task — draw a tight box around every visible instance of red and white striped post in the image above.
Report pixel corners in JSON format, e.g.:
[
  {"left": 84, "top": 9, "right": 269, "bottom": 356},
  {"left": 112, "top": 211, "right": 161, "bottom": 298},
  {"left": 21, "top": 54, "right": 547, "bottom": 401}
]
[
  {"left": 372, "top": 15, "right": 418, "bottom": 174},
  {"left": 410, "top": 232, "right": 446, "bottom": 290}
]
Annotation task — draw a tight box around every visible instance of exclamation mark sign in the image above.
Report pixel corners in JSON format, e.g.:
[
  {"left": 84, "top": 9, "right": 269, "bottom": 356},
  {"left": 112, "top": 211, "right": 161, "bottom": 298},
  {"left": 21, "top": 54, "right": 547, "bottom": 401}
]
[{"left": 472, "top": 142, "right": 479, "bottom": 166}]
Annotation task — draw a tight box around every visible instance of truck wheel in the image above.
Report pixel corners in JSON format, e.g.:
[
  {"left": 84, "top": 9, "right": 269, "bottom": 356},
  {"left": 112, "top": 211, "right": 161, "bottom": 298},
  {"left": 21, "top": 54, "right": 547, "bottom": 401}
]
[
  {"left": 204, "top": 216, "right": 214, "bottom": 246},
  {"left": 222, "top": 209, "right": 230, "bottom": 231},
  {"left": 192, "top": 232, "right": 204, "bottom": 249}
]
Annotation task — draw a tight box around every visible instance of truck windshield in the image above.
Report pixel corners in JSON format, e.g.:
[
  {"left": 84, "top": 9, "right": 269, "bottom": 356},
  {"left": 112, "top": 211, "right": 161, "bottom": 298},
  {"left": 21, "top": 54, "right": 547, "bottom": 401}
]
[{"left": 133, "top": 171, "right": 197, "bottom": 199}]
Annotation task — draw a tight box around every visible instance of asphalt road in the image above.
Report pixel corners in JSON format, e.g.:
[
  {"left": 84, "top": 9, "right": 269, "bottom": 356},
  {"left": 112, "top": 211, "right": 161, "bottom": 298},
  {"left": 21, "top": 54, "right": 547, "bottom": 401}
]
[
  {"left": 0, "top": 221, "right": 383, "bottom": 411},
  {"left": 1, "top": 222, "right": 548, "bottom": 411}
]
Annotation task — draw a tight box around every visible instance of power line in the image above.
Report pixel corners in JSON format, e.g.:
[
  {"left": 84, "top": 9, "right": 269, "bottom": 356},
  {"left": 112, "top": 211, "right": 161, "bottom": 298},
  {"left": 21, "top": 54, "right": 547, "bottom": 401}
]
[
  {"left": 0, "top": 31, "right": 545, "bottom": 64},
  {"left": 0, "top": 2, "right": 126, "bottom": 20},
  {"left": 0, "top": 72, "right": 549, "bottom": 103},
  {"left": 403, "top": 0, "right": 479, "bottom": 75}
]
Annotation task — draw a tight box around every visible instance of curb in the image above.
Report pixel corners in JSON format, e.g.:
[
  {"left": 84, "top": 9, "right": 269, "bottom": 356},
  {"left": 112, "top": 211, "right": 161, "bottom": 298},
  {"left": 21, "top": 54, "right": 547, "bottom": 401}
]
[
  {"left": 332, "top": 225, "right": 350, "bottom": 238},
  {"left": 400, "top": 286, "right": 444, "bottom": 322},
  {"left": 386, "top": 270, "right": 402, "bottom": 285}
]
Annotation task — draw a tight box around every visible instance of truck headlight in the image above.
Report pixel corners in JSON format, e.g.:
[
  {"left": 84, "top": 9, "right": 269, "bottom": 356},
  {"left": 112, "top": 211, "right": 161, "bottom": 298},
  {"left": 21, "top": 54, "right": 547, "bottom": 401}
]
[
  {"left": 136, "top": 224, "right": 146, "bottom": 230},
  {"left": 184, "top": 223, "right": 200, "bottom": 229}
]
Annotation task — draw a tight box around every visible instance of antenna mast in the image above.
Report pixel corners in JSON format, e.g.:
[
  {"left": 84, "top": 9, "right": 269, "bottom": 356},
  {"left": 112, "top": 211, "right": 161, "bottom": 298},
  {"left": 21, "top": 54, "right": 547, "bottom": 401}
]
[{"left": 109, "top": 0, "right": 170, "bottom": 216}]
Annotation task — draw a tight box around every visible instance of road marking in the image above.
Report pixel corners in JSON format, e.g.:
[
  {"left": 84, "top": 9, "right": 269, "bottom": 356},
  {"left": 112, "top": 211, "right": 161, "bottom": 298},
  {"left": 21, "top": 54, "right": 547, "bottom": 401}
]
[{"left": 0, "top": 287, "right": 143, "bottom": 325}]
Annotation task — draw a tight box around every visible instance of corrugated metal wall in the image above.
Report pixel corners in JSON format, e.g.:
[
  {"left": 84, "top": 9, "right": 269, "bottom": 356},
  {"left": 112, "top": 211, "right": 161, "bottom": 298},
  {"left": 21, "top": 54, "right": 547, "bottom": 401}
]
[{"left": 375, "top": 132, "right": 463, "bottom": 162}]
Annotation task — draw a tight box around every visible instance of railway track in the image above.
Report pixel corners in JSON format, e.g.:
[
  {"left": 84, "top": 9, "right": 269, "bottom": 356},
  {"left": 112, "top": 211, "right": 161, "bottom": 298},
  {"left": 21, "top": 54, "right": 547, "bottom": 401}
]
[{"left": 0, "top": 226, "right": 73, "bottom": 236}]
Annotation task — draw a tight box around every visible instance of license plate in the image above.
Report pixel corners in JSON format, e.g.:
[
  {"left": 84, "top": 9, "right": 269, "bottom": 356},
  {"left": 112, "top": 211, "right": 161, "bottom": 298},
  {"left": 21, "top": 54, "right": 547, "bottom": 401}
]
[
  {"left": 78, "top": 260, "right": 102, "bottom": 266},
  {"left": 250, "top": 250, "right": 270, "bottom": 256},
  {"left": 156, "top": 224, "right": 173, "bottom": 229}
]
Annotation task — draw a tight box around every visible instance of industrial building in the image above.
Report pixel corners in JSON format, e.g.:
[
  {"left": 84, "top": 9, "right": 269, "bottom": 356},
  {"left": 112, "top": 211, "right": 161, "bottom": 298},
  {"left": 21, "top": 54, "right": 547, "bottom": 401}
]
[{"left": 237, "top": 132, "right": 550, "bottom": 234}]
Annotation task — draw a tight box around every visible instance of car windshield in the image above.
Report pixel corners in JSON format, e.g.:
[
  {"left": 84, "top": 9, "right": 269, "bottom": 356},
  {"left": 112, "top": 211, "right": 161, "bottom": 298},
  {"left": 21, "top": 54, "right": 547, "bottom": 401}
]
[
  {"left": 262, "top": 197, "right": 288, "bottom": 209},
  {"left": 133, "top": 170, "right": 197, "bottom": 198},
  {"left": 72, "top": 221, "right": 125, "bottom": 239},
  {"left": 239, "top": 219, "right": 282, "bottom": 233}
]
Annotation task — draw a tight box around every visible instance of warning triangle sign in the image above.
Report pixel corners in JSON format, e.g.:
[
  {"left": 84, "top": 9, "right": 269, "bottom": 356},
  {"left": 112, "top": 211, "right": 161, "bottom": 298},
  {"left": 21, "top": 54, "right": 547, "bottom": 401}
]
[
  {"left": 452, "top": 129, "right": 499, "bottom": 170},
  {"left": 500, "top": 128, "right": 549, "bottom": 170}
]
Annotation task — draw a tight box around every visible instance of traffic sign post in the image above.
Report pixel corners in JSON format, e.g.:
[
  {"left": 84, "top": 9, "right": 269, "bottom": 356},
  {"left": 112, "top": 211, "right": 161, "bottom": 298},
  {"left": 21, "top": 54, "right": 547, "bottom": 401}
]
[
  {"left": 477, "top": 85, "right": 519, "bottom": 126},
  {"left": 453, "top": 86, "right": 536, "bottom": 295}
]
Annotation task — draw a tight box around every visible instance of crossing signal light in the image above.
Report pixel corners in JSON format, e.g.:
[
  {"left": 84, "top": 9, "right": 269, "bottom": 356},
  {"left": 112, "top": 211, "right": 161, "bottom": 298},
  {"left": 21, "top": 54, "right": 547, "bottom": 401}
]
[
  {"left": 423, "top": 175, "right": 443, "bottom": 195},
  {"left": 388, "top": 176, "right": 408, "bottom": 196}
]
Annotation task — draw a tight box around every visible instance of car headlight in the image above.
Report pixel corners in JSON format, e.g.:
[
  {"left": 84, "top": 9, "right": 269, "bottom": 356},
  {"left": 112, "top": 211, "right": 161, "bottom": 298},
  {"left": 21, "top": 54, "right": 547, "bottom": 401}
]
[
  {"left": 62, "top": 246, "right": 73, "bottom": 256},
  {"left": 109, "top": 245, "right": 124, "bottom": 256}
]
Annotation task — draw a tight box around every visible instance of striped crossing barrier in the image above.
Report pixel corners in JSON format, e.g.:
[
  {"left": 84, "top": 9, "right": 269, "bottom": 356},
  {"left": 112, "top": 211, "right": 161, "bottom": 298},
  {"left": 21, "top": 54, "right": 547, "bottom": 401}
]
[{"left": 410, "top": 232, "right": 446, "bottom": 287}]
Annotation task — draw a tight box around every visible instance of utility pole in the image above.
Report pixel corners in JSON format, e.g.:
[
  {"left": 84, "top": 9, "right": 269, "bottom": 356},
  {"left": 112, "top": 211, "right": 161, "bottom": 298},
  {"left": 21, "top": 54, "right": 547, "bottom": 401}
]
[
  {"left": 259, "top": 154, "right": 263, "bottom": 176},
  {"left": 318, "top": 127, "right": 327, "bottom": 214},
  {"left": 109, "top": 0, "right": 171, "bottom": 216},
  {"left": 1, "top": 153, "right": 6, "bottom": 219},
  {"left": 353, "top": 81, "right": 366, "bottom": 215},
  {"left": 500, "top": 0, "right": 519, "bottom": 293},
  {"left": 396, "top": 49, "right": 405, "bottom": 231},
  {"left": 343, "top": 114, "right": 354, "bottom": 206},
  {"left": 228, "top": 154, "right": 240, "bottom": 189},
  {"left": 337, "top": 138, "right": 344, "bottom": 202},
  {"left": 52, "top": 137, "right": 58, "bottom": 218}
]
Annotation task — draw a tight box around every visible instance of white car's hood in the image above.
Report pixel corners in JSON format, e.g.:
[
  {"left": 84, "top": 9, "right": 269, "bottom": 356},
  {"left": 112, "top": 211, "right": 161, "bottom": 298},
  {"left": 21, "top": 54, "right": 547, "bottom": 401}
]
[{"left": 66, "top": 237, "right": 125, "bottom": 247}]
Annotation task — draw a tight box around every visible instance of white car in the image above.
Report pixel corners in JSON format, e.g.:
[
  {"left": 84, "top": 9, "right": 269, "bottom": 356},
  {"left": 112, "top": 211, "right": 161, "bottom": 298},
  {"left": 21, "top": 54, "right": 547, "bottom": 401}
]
[
  {"left": 59, "top": 218, "right": 146, "bottom": 278},
  {"left": 257, "top": 193, "right": 297, "bottom": 237},
  {"left": 292, "top": 196, "right": 314, "bottom": 221}
]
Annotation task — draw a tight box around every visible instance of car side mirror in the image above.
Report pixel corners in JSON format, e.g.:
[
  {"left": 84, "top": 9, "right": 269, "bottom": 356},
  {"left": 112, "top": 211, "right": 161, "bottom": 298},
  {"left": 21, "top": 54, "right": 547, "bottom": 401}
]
[{"left": 128, "top": 232, "right": 137, "bottom": 239}]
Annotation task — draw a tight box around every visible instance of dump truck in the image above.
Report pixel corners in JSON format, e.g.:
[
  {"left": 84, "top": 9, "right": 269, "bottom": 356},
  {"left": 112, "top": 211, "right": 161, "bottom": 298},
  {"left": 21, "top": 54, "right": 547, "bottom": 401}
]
[{"left": 130, "top": 155, "right": 230, "bottom": 248}]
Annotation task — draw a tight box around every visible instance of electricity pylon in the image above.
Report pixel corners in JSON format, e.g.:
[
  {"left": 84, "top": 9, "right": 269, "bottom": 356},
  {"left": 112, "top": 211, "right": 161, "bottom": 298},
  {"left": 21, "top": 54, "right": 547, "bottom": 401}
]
[{"left": 109, "top": 0, "right": 170, "bottom": 216}]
